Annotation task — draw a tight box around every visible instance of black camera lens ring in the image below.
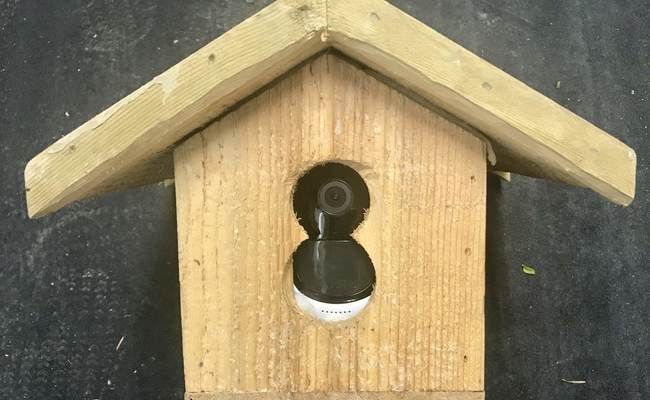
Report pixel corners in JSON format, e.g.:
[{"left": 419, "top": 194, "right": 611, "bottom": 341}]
[{"left": 318, "top": 179, "right": 354, "bottom": 216}]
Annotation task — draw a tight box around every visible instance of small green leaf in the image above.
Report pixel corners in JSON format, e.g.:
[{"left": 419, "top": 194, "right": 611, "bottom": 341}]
[{"left": 521, "top": 265, "right": 536, "bottom": 275}]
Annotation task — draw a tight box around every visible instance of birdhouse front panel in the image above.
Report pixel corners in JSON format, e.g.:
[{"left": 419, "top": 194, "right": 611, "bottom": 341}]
[{"left": 174, "top": 53, "right": 486, "bottom": 399}]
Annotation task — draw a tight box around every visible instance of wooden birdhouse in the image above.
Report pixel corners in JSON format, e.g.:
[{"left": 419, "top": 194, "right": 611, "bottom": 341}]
[{"left": 25, "top": 1, "right": 636, "bottom": 399}]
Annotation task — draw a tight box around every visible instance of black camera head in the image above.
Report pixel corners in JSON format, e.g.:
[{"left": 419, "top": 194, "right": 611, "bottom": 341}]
[{"left": 293, "top": 162, "right": 370, "bottom": 238}]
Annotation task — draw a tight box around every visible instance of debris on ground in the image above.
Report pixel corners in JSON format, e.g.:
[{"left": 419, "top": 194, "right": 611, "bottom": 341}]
[
  {"left": 115, "top": 336, "right": 125, "bottom": 351},
  {"left": 522, "top": 264, "right": 536, "bottom": 275},
  {"left": 561, "top": 379, "right": 586, "bottom": 384}
]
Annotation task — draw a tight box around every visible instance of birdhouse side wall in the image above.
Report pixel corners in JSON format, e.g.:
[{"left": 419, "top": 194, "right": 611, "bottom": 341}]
[{"left": 174, "top": 53, "right": 486, "bottom": 398}]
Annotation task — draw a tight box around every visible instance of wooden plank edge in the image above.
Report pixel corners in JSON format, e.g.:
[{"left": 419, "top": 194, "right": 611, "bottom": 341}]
[
  {"left": 24, "top": 0, "right": 328, "bottom": 219},
  {"left": 326, "top": 0, "right": 636, "bottom": 206},
  {"left": 185, "top": 393, "right": 485, "bottom": 400}
]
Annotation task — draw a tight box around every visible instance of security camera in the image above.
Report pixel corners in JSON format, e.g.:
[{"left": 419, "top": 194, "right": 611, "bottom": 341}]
[{"left": 292, "top": 163, "right": 375, "bottom": 322}]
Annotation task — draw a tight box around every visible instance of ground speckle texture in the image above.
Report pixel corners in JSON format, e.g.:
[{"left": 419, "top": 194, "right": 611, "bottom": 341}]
[{"left": 1, "top": 0, "right": 648, "bottom": 399}]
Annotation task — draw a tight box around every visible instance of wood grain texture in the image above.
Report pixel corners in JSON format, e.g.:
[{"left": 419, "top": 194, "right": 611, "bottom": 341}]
[
  {"left": 185, "top": 392, "right": 484, "bottom": 400},
  {"left": 24, "top": 0, "right": 327, "bottom": 218},
  {"left": 174, "top": 53, "right": 486, "bottom": 395},
  {"left": 326, "top": 0, "right": 636, "bottom": 205}
]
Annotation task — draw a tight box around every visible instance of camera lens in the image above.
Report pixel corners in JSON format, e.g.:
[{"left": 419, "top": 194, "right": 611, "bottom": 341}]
[{"left": 318, "top": 180, "right": 354, "bottom": 215}]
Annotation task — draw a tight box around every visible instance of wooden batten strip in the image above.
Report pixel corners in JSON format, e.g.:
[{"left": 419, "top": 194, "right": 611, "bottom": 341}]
[{"left": 185, "top": 393, "right": 485, "bottom": 400}]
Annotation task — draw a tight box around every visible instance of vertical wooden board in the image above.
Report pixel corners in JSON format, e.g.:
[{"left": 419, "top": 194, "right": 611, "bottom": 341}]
[
  {"left": 174, "top": 135, "right": 208, "bottom": 391},
  {"left": 174, "top": 52, "right": 486, "bottom": 395}
]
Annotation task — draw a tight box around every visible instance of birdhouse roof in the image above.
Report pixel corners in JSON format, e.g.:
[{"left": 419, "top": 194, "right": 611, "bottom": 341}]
[{"left": 24, "top": 0, "right": 636, "bottom": 218}]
